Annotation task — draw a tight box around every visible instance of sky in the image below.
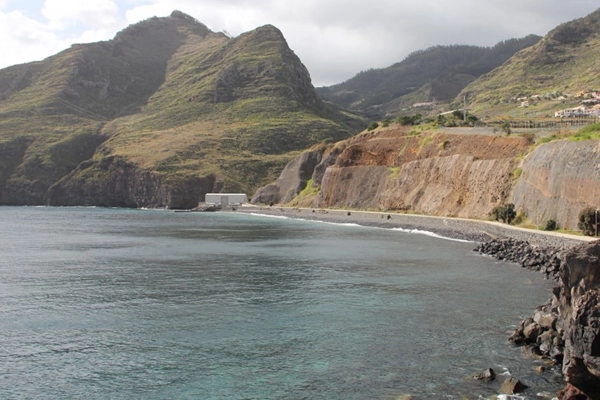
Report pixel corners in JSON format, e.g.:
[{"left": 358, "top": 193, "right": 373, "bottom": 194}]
[{"left": 0, "top": 0, "right": 598, "bottom": 87}]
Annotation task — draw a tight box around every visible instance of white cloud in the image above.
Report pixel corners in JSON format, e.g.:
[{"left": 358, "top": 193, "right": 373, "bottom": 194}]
[
  {"left": 42, "top": 0, "right": 121, "bottom": 30},
  {"left": 0, "top": 10, "right": 65, "bottom": 67},
  {"left": 0, "top": 0, "right": 599, "bottom": 85}
]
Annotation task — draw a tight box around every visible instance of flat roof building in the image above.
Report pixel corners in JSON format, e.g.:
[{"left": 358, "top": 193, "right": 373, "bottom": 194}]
[{"left": 204, "top": 193, "right": 248, "bottom": 206}]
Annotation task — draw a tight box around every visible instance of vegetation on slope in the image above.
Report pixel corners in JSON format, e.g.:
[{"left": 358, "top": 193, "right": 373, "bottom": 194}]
[
  {"left": 457, "top": 8, "right": 600, "bottom": 118},
  {"left": 0, "top": 11, "right": 365, "bottom": 206},
  {"left": 317, "top": 35, "right": 541, "bottom": 118}
]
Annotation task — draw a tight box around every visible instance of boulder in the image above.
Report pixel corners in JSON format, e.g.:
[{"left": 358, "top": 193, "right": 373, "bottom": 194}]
[
  {"left": 523, "top": 322, "right": 542, "bottom": 343},
  {"left": 500, "top": 376, "right": 528, "bottom": 394},
  {"left": 534, "top": 310, "right": 557, "bottom": 330},
  {"left": 473, "top": 368, "right": 496, "bottom": 382}
]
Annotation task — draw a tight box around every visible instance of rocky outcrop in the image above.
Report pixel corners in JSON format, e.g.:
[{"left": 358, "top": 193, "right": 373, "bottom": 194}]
[
  {"left": 512, "top": 140, "right": 600, "bottom": 230},
  {"left": 558, "top": 242, "right": 600, "bottom": 399},
  {"left": 251, "top": 149, "right": 323, "bottom": 205},
  {"left": 475, "top": 238, "right": 564, "bottom": 278},
  {"left": 47, "top": 156, "right": 216, "bottom": 209},
  {"left": 505, "top": 241, "right": 600, "bottom": 399}
]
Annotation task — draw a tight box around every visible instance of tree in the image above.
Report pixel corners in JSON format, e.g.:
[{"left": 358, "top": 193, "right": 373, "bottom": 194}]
[
  {"left": 489, "top": 203, "right": 516, "bottom": 224},
  {"left": 578, "top": 207, "right": 597, "bottom": 236}
]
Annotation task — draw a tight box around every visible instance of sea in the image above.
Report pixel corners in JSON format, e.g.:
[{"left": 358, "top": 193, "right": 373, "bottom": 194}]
[{"left": 0, "top": 207, "right": 564, "bottom": 399}]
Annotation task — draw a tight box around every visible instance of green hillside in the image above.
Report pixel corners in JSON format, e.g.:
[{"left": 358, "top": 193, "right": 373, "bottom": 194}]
[
  {"left": 0, "top": 11, "right": 364, "bottom": 207},
  {"left": 316, "top": 36, "right": 541, "bottom": 119},
  {"left": 457, "top": 8, "right": 600, "bottom": 118}
]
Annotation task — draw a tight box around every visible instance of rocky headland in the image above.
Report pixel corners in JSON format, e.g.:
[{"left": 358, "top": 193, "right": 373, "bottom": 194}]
[{"left": 481, "top": 239, "right": 600, "bottom": 400}]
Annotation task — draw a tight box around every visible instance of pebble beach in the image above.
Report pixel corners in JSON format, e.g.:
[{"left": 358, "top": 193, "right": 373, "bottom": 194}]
[{"left": 236, "top": 205, "right": 595, "bottom": 248}]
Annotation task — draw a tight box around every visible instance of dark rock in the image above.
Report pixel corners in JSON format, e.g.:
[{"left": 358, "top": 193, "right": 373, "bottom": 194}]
[
  {"left": 473, "top": 368, "right": 496, "bottom": 382},
  {"left": 523, "top": 322, "right": 542, "bottom": 343},
  {"left": 47, "top": 156, "right": 216, "bottom": 209}
]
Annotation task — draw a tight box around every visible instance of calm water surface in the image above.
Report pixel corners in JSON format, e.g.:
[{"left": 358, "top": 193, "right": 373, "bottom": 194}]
[{"left": 0, "top": 207, "right": 563, "bottom": 399}]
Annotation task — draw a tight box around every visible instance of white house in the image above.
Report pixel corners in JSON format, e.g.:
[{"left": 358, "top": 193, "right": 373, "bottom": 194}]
[
  {"left": 555, "top": 106, "right": 587, "bottom": 118},
  {"left": 205, "top": 193, "right": 248, "bottom": 206}
]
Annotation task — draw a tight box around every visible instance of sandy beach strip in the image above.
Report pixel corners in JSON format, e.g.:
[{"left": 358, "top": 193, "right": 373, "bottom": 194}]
[{"left": 235, "top": 205, "right": 596, "bottom": 247}]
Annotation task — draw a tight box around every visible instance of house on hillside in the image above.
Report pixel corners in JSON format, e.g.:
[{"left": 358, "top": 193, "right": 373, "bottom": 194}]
[
  {"left": 555, "top": 106, "right": 588, "bottom": 118},
  {"left": 412, "top": 102, "right": 436, "bottom": 108}
]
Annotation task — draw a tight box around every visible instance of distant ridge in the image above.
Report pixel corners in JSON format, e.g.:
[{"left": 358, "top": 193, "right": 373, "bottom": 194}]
[
  {"left": 456, "top": 7, "right": 600, "bottom": 117},
  {"left": 316, "top": 35, "right": 541, "bottom": 119}
]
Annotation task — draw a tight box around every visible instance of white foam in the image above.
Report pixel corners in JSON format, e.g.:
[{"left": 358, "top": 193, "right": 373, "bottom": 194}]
[
  {"left": 249, "top": 212, "right": 289, "bottom": 219},
  {"left": 495, "top": 395, "right": 525, "bottom": 400},
  {"left": 246, "top": 212, "right": 473, "bottom": 243},
  {"left": 390, "top": 227, "right": 472, "bottom": 243}
]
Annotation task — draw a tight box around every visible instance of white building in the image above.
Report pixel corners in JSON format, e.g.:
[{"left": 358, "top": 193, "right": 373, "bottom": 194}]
[
  {"left": 555, "top": 106, "right": 587, "bottom": 118},
  {"left": 205, "top": 193, "right": 248, "bottom": 206}
]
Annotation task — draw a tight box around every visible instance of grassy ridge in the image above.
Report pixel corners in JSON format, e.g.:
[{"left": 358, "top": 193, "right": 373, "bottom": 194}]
[{"left": 458, "top": 8, "right": 600, "bottom": 118}]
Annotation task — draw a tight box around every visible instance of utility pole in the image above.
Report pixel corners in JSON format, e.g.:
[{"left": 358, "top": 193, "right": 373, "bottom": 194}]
[
  {"left": 463, "top": 95, "right": 467, "bottom": 122},
  {"left": 596, "top": 209, "right": 598, "bottom": 237}
]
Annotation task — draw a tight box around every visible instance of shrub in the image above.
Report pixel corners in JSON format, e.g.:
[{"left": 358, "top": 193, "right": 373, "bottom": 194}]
[
  {"left": 513, "top": 211, "right": 527, "bottom": 226},
  {"left": 367, "top": 122, "right": 379, "bottom": 131},
  {"left": 544, "top": 219, "right": 558, "bottom": 231},
  {"left": 578, "top": 207, "right": 598, "bottom": 236},
  {"left": 381, "top": 119, "right": 390, "bottom": 127},
  {"left": 512, "top": 167, "right": 523, "bottom": 179},
  {"left": 396, "top": 114, "right": 422, "bottom": 126}
]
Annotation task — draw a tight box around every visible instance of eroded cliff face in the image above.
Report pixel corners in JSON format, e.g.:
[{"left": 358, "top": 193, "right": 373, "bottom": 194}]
[
  {"left": 254, "top": 126, "right": 600, "bottom": 231},
  {"left": 47, "top": 156, "right": 217, "bottom": 209},
  {"left": 556, "top": 242, "right": 600, "bottom": 399},
  {"left": 312, "top": 127, "right": 530, "bottom": 217},
  {"left": 317, "top": 155, "right": 516, "bottom": 218},
  {"left": 512, "top": 140, "right": 600, "bottom": 230}
]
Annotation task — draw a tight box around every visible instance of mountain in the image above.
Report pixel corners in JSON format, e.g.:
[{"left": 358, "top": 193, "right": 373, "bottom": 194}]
[
  {"left": 316, "top": 35, "right": 541, "bottom": 119},
  {"left": 0, "top": 11, "right": 364, "bottom": 208},
  {"left": 458, "top": 8, "right": 600, "bottom": 117}
]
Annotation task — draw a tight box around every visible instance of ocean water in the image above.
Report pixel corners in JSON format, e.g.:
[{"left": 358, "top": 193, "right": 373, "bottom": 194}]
[{"left": 0, "top": 207, "right": 564, "bottom": 399}]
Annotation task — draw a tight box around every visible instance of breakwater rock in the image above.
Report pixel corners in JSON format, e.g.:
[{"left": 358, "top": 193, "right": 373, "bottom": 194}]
[
  {"left": 477, "top": 239, "right": 600, "bottom": 399},
  {"left": 474, "top": 238, "right": 564, "bottom": 279}
]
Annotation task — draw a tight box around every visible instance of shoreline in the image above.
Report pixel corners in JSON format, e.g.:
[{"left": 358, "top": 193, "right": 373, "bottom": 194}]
[{"left": 235, "top": 205, "right": 596, "bottom": 248}]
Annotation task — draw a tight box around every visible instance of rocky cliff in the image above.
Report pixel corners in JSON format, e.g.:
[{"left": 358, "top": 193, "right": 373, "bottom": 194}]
[
  {"left": 558, "top": 242, "right": 600, "bottom": 399},
  {"left": 479, "top": 239, "right": 600, "bottom": 399},
  {"left": 253, "top": 126, "right": 600, "bottom": 232},
  {"left": 513, "top": 140, "right": 600, "bottom": 230},
  {"left": 254, "top": 126, "right": 530, "bottom": 214}
]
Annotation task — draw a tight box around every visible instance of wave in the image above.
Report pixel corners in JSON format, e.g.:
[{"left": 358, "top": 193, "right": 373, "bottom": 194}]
[
  {"left": 389, "top": 227, "right": 472, "bottom": 243},
  {"left": 249, "top": 212, "right": 289, "bottom": 219},
  {"left": 246, "top": 212, "right": 473, "bottom": 243}
]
